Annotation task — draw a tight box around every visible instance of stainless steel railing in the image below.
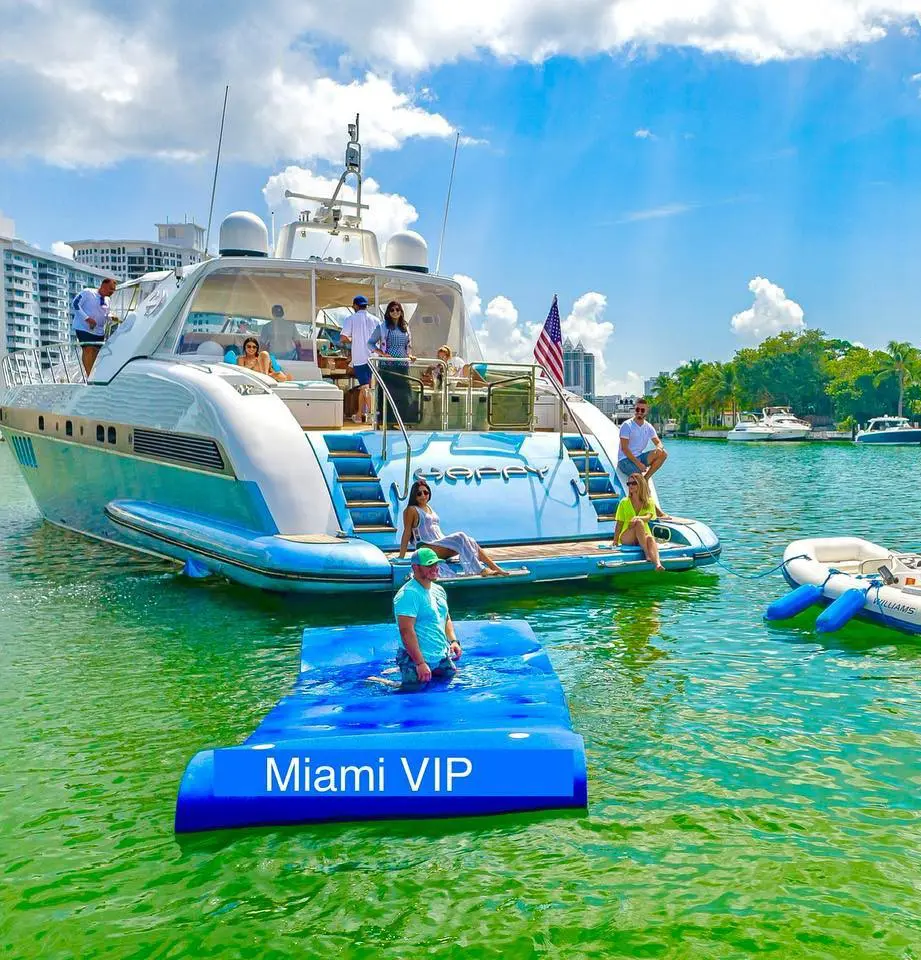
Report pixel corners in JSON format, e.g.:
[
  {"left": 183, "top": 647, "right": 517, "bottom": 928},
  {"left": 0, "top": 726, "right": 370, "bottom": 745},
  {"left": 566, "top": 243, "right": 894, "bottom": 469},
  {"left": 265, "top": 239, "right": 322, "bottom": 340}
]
[
  {"left": 369, "top": 356, "right": 450, "bottom": 501},
  {"left": 1, "top": 342, "right": 87, "bottom": 388},
  {"left": 464, "top": 360, "right": 592, "bottom": 496}
]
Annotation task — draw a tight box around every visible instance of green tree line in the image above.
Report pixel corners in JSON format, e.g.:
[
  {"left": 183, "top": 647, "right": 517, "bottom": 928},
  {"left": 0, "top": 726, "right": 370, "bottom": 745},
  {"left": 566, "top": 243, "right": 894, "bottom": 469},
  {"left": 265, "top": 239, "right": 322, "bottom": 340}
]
[{"left": 649, "top": 332, "right": 920, "bottom": 431}]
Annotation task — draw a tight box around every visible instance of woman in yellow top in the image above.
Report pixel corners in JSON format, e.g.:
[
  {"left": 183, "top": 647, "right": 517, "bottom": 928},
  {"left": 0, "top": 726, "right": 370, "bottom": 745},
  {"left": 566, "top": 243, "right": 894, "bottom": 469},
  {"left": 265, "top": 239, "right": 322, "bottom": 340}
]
[{"left": 613, "top": 472, "right": 671, "bottom": 571}]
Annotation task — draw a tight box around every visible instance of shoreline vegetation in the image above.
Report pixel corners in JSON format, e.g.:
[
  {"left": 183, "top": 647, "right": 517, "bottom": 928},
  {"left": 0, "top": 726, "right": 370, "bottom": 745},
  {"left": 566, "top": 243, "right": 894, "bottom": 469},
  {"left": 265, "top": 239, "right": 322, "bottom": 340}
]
[{"left": 648, "top": 331, "right": 919, "bottom": 432}]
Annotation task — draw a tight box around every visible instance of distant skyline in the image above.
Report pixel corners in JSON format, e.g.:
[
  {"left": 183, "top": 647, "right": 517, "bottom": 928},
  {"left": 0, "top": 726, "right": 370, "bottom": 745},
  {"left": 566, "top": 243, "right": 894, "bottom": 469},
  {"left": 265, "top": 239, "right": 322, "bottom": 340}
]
[{"left": 3, "top": 2, "right": 921, "bottom": 394}]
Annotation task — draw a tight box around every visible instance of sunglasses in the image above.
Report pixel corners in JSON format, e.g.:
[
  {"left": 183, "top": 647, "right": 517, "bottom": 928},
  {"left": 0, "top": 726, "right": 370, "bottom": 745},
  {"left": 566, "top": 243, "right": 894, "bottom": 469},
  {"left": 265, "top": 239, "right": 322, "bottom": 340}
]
[
  {"left": 389, "top": 307, "right": 402, "bottom": 313},
  {"left": 627, "top": 481, "right": 638, "bottom": 487},
  {"left": 417, "top": 488, "right": 430, "bottom": 496},
  {"left": 634, "top": 407, "right": 647, "bottom": 413}
]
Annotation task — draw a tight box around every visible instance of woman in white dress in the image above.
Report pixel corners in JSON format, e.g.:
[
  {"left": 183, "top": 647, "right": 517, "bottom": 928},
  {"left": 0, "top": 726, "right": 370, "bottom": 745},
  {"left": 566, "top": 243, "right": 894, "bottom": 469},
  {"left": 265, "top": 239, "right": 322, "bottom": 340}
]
[{"left": 398, "top": 480, "right": 510, "bottom": 576}]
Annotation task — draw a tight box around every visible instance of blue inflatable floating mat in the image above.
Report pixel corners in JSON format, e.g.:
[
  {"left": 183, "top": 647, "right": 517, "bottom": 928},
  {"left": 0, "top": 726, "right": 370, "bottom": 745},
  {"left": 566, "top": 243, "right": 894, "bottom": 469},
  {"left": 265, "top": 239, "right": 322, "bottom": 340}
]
[{"left": 175, "top": 620, "right": 587, "bottom": 832}]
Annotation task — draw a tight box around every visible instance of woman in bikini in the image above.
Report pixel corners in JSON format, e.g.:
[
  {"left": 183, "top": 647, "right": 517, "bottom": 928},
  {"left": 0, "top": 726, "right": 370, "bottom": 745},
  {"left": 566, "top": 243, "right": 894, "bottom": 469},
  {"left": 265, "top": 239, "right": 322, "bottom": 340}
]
[{"left": 236, "top": 336, "right": 292, "bottom": 382}]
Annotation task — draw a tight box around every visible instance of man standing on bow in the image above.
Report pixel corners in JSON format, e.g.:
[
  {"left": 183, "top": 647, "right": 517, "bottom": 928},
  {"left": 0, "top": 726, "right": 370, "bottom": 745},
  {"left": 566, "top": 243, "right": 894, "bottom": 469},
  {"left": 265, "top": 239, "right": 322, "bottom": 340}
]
[
  {"left": 72, "top": 277, "right": 116, "bottom": 375},
  {"left": 618, "top": 397, "right": 668, "bottom": 480}
]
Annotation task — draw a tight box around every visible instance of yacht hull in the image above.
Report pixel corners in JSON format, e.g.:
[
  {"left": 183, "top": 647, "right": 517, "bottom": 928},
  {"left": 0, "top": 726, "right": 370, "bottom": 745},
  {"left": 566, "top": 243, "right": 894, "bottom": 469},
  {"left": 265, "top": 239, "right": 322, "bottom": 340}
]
[{"left": 855, "top": 430, "right": 921, "bottom": 445}]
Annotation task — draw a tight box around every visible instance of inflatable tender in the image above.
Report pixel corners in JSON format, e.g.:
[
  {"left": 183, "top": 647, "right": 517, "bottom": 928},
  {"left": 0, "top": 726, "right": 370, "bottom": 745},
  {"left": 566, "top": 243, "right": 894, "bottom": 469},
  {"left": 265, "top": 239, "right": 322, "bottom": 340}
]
[
  {"left": 766, "top": 536, "right": 921, "bottom": 635},
  {"left": 175, "top": 620, "right": 587, "bottom": 832}
]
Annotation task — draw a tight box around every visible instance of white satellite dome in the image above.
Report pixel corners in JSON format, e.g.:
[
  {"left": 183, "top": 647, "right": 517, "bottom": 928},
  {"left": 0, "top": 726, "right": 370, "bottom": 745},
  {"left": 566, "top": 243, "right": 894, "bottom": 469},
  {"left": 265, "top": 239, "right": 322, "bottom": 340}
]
[
  {"left": 219, "top": 211, "right": 269, "bottom": 257},
  {"left": 384, "top": 231, "right": 428, "bottom": 273}
]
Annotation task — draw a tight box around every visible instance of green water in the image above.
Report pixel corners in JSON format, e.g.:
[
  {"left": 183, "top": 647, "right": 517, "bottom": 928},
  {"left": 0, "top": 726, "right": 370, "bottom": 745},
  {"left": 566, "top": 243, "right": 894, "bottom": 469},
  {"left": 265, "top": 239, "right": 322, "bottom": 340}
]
[{"left": 2, "top": 439, "right": 921, "bottom": 959}]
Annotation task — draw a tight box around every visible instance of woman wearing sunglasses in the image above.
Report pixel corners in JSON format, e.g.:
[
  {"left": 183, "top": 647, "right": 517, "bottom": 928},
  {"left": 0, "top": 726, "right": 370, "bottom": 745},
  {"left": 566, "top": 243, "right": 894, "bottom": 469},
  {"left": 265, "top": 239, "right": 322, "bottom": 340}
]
[
  {"left": 236, "top": 336, "right": 292, "bottom": 382},
  {"left": 612, "top": 472, "right": 671, "bottom": 571},
  {"left": 398, "top": 480, "right": 510, "bottom": 576},
  {"left": 368, "top": 300, "right": 415, "bottom": 424}
]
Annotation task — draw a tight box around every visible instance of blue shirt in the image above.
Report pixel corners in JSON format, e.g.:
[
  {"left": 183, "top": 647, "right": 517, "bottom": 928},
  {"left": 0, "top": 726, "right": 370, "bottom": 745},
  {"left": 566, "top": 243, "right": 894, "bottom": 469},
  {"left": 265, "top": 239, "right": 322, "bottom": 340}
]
[
  {"left": 369, "top": 323, "right": 412, "bottom": 358},
  {"left": 393, "top": 577, "right": 450, "bottom": 664}
]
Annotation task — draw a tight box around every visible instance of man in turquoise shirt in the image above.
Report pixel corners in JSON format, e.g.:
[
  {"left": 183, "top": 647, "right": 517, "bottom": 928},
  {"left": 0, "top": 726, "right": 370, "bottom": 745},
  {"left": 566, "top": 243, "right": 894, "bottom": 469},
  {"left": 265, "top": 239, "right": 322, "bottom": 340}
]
[{"left": 393, "top": 547, "right": 461, "bottom": 688}]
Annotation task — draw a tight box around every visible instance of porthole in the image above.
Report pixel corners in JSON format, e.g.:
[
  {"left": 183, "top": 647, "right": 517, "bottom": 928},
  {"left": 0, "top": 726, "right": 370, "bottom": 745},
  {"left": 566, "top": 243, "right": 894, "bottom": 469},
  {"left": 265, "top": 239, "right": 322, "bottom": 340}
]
[
  {"left": 38, "top": 416, "right": 44, "bottom": 431},
  {"left": 96, "top": 425, "right": 104, "bottom": 442},
  {"left": 65, "top": 421, "right": 73, "bottom": 437},
  {"left": 107, "top": 427, "right": 116, "bottom": 444}
]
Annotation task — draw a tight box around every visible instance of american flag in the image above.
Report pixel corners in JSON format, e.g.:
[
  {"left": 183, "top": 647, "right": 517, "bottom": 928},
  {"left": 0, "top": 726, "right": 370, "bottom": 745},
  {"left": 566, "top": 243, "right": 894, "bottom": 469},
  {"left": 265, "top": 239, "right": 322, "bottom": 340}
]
[{"left": 534, "top": 295, "right": 563, "bottom": 385}]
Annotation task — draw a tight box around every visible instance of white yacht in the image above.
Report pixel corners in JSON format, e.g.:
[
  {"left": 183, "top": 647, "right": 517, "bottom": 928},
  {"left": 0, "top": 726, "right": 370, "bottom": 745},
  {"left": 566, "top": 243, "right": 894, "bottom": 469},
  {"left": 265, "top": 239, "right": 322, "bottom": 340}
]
[
  {"left": 855, "top": 416, "right": 921, "bottom": 445},
  {"left": 727, "top": 407, "right": 811, "bottom": 442},
  {"left": 0, "top": 119, "right": 720, "bottom": 593}
]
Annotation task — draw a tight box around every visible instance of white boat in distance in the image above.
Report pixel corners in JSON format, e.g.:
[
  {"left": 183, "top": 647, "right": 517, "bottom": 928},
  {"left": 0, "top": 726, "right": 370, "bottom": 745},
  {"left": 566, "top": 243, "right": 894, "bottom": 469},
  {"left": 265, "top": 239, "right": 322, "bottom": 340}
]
[
  {"left": 727, "top": 407, "right": 812, "bottom": 442},
  {"left": 855, "top": 416, "right": 921, "bottom": 445}
]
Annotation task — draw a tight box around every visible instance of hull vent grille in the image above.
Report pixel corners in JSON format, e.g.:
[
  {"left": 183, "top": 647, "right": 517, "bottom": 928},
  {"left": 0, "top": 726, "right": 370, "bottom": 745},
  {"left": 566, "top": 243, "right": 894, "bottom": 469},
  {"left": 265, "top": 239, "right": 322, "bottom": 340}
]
[{"left": 132, "top": 428, "right": 225, "bottom": 472}]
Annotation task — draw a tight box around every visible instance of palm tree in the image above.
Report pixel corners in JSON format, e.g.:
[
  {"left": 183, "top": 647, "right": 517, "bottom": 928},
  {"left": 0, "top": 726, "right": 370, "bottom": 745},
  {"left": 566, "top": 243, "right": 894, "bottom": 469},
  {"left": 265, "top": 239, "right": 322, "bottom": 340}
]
[{"left": 876, "top": 341, "right": 919, "bottom": 418}]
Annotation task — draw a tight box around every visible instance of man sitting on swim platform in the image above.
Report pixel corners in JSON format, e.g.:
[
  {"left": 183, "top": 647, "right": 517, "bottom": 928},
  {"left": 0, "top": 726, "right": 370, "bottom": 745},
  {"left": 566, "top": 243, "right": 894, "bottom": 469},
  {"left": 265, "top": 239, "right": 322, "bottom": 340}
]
[{"left": 394, "top": 547, "right": 462, "bottom": 688}]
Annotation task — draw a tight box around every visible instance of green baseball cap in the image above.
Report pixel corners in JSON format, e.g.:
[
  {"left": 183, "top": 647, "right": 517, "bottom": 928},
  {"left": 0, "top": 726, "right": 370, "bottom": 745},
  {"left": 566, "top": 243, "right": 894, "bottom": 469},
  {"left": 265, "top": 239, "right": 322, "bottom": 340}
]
[{"left": 411, "top": 547, "right": 440, "bottom": 567}]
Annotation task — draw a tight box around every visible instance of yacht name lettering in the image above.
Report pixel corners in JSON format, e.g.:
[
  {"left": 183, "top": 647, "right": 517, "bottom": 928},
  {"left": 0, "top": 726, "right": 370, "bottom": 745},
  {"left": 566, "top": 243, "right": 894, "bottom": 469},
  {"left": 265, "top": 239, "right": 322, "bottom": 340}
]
[
  {"left": 265, "top": 755, "right": 474, "bottom": 793},
  {"left": 414, "top": 466, "right": 548, "bottom": 483}
]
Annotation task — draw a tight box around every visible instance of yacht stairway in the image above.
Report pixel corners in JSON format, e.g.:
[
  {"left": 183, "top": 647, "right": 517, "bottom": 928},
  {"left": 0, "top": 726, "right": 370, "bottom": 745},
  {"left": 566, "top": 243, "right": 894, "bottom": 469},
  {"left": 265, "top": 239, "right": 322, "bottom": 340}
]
[
  {"left": 323, "top": 434, "right": 398, "bottom": 536},
  {"left": 562, "top": 435, "right": 619, "bottom": 523}
]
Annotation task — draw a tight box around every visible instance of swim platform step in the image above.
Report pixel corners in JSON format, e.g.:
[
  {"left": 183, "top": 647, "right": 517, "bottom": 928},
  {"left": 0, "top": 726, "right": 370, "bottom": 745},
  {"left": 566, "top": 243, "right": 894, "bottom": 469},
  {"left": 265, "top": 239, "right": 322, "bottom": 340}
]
[
  {"left": 174, "top": 620, "right": 587, "bottom": 832},
  {"left": 337, "top": 474, "right": 381, "bottom": 483},
  {"left": 353, "top": 524, "right": 397, "bottom": 533},
  {"left": 345, "top": 500, "right": 388, "bottom": 508},
  {"left": 588, "top": 492, "right": 618, "bottom": 500}
]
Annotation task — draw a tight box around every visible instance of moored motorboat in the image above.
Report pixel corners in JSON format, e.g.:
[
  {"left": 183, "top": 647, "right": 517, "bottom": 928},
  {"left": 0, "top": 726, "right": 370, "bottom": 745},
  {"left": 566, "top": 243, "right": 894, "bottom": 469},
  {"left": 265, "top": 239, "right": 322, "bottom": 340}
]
[
  {"left": 855, "top": 416, "right": 921, "bottom": 445},
  {"left": 727, "top": 407, "right": 811, "bottom": 442},
  {"left": 0, "top": 118, "right": 720, "bottom": 595},
  {"left": 765, "top": 537, "right": 921, "bottom": 634}
]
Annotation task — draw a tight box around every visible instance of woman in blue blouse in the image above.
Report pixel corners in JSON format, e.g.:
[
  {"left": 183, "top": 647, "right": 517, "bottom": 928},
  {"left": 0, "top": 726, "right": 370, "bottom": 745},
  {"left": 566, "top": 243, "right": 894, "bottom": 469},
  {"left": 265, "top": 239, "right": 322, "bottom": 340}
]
[{"left": 369, "top": 300, "right": 415, "bottom": 425}]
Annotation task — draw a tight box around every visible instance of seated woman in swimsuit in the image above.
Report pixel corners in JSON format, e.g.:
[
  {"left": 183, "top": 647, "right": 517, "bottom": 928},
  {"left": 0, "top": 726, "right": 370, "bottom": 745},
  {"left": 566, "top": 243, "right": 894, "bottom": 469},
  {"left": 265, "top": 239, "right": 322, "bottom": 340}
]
[
  {"left": 612, "top": 472, "right": 671, "bottom": 571},
  {"left": 236, "top": 336, "right": 292, "bottom": 382},
  {"left": 398, "top": 479, "right": 510, "bottom": 576}
]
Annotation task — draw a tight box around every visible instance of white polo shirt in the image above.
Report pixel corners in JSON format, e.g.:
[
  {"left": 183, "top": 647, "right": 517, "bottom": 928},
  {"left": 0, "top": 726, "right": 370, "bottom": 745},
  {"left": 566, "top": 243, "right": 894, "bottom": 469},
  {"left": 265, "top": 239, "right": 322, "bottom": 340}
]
[
  {"left": 72, "top": 288, "right": 110, "bottom": 336},
  {"left": 341, "top": 308, "right": 379, "bottom": 367},
  {"left": 619, "top": 418, "right": 658, "bottom": 460}
]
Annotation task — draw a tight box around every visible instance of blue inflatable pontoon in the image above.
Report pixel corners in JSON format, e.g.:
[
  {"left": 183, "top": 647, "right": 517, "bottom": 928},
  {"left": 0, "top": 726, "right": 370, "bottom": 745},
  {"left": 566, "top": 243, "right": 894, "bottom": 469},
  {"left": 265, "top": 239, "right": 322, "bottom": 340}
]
[{"left": 175, "top": 620, "right": 587, "bottom": 832}]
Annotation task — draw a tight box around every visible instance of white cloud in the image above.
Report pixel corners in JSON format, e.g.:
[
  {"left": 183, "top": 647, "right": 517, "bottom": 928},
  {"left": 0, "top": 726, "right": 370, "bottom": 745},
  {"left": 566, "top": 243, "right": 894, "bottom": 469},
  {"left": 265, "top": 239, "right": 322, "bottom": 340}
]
[
  {"left": 262, "top": 168, "right": 419, "bottom": 250},
  {"left": 616, "top": 202, "right": 696, "bottom": 224},
  {"left": 0, "top": 6, "right": 455, "bottom": 166},
  {"left": 563, "top": 292, "right": 616, "bottom": 390},
  {"left": 333, "top": 0, "right": 921, "bottom": 69},
  {"left": 50, "top": 241, "right": 74, "bottom": 259},
  {"left": 0, "top": 211, "right": 14, "bottom": 238},
  {"left": 634, "top": 129, "right": 656, "bottom": 139},
  {"left": 470, "top": 289, "right": 616, "bottom": 389},
  {"left": 3, "top": 2, "right": 921, "bottom": 166},
  {"left": 452, "top": 274, "right": 482, "bottom": 318},
  {"left": 476, "top": 295, "right": 541, "bottom": 364},
  {"left": 730, "top": 276, "right": 805, "bottom": 340},
  {"left": 604, "top": 370, "right": 646, "bottom": 398}
]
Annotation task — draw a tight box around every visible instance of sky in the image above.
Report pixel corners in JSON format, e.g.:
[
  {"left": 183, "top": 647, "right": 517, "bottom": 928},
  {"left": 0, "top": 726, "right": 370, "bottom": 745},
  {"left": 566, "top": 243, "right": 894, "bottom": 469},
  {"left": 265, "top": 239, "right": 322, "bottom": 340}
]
[{"left": 2, "top": 1, "right": 921, "bottom": 395}]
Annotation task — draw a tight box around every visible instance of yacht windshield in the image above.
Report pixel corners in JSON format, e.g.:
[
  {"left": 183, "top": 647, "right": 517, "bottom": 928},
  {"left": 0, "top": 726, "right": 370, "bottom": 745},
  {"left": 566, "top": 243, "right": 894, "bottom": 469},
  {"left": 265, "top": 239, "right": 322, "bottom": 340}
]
[
  {"left": 173, "top": 268, "right": 315, "bottom": 362},
  {"left": 167, "top": 264, "right": 481, "bottom": 367}
]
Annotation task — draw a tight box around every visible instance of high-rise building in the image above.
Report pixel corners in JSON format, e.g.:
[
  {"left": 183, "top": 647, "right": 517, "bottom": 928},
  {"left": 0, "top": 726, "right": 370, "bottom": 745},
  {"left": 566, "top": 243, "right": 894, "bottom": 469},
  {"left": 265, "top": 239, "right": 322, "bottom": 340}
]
[
  {"left": 1, "top": 220, "right": 108, "bottom": 373},
  {"left": 563, "top": 338, "right": 596, "bottom": 401},
  {"left": 68, "top": 220, "right": 205, "bottom": 281}
]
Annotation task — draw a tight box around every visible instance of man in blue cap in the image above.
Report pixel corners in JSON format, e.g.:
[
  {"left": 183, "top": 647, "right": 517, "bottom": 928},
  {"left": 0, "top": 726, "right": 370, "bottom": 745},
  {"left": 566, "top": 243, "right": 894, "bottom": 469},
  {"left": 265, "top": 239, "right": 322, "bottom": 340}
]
[
  {"left": 393, "top": 547, "right": 462, "bottom": 688},
  {"left": 340, "top": 293, "right": 378, "bottom": 423}
]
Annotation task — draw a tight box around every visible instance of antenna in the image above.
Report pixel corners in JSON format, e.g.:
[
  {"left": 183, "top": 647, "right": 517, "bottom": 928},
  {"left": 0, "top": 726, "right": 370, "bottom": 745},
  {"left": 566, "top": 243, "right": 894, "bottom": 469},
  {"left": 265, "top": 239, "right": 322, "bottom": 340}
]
[
  {"left": 435, "top": 132, "right": 461, "bottom": 275},
  {"left": 204, "top": 85, "right": 230, "bottom": 255},
  {"left": 282, "top": 116, "right": 368, "bottom": 236}
]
